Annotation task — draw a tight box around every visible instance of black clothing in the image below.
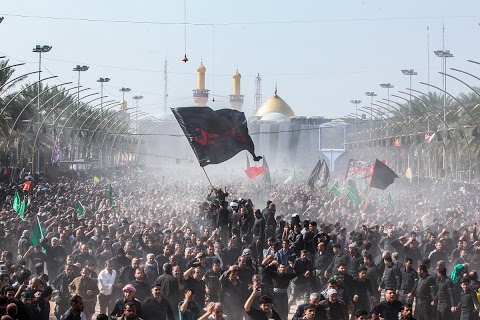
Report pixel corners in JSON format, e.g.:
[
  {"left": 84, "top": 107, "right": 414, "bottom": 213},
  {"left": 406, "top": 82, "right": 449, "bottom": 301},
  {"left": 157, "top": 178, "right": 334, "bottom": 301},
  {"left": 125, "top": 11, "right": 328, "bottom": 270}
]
[
  {"left": 353, "top": 278, "right": 373, "bottom": 311},
  {"left": 154, "top": 273, "right": 180, "bottom": 316},
  {"left": 292, "top": 303, "right": 326, "bottom": 320},
  {"left": 111, "top": 298, "right": 143, "bottom": 318},
  {"left": 185, "top": 277, "right": 206, "bottom": 309},
  {"left": 141, "top": 296, "right": 175, "bottom": 320},
  {"left": 412, "top": 273, "right": 435, "bottom": 320},
  {"left": 380, "top": 263, "right": 401, "bottom": 291},
  {"left": 374, "top": 300, "right": 403, "bottom": 320},
  {"left": 130, "top": 280, "right": 151, "bottom": 302},
  {"left": 246, "top": 307, "right": 281, "bottom": 320},
  {"left": 400, "top": 268, "right": 418, "bottom": 293},
  {"left": 204, "top": 269, "right": 222, "bottom": 302},
  {"left": 326, "top": 253, "right": 350, "bottom": 275},
  {"left": 456, "top": 289, "right": 480, "bottom": 320},
  {"left": 60, "top": 308, "right": 82, "bottom": 320}
]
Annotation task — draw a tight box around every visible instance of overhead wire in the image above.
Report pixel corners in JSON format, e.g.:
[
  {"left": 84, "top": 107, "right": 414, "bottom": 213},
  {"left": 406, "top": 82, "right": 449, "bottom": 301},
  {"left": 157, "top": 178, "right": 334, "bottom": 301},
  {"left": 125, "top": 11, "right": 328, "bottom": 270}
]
[{"left": 0, "top": 13, "right": 477, "bottom": 26}]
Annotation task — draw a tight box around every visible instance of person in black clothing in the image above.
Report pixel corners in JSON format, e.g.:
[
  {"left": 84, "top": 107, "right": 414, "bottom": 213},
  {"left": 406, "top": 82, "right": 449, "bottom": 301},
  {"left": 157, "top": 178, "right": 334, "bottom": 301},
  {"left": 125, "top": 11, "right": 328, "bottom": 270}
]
[
  {"left": 314, "top": 241, "right": 333, "bottom": 289},
  {"left": 353, "top": 267, "right": 374, "bottom": 312},
  {"left": 130, "top": 268, "right": 150, "bottom": 302},
  {"left": 291, "top": 249, "right": 314, "bottom": 302},
  {"left": 379, "top": 256, "right": 401, "bottom": 293},
  {"left": 410, "top": 264, "right": 435, "bottom": 320},
  {"left": 217, "top": 201, "right": 231, "bottom": 242},
  {"left": 292, "top": 293, "right": 325, "bottom": 320},
  {"left": 244, "top": 286, "right": 280, "bottom": 320},
  {"left": 110, "top": 284, "right": 143, "bottom": 318},
  {"left": 252, "top": 209, "right": 266, "bottom": 261},
  {"left": 349, "top": 245, "right": 363, "bottom": 279},
  {"left": 373, "top": 288, "right": 403, "bottom": 320},
  {"left": 451, "top": 277, "right": 480, "bottom": 320},
  {"left": 183, "top": 267, "right": 206, "bottom": 309},
  {"left": 52, "top": 264, "right": 76, "bottom": 320},
  {"left": 434, "top": 267, "right": 454, "bottom": 320},
  {"left": 220, "top": 266, "right": 245, "bottom": 320},
  {"left": 154, "top": 263, "right": 180, "bottom": 319},
  {"left": 60, "top": 295, "right": 84, "bottom": 320},
  {"left": 264, "top": 261, "right": 296, "bottom": 320},
  {"left": 325, "top": 243, "right": 350, "bottom": 278},
  {"left": 203, "top": 259, "right": 223, "bottom": 303},
  {"left": 33, "top": 286, "right": 53, "bottom": 320},
  {"left": 399, "top": 258, "right": 417, "bottom": 305},
  {"left": 141, "top": 284, "right": 175, "bottom": 320},
  {"left": 40, "top": 233, "right": 67, "bottom": 280},
  {"left": 263, "top": 203, "right": 276, "bottom": 240}
]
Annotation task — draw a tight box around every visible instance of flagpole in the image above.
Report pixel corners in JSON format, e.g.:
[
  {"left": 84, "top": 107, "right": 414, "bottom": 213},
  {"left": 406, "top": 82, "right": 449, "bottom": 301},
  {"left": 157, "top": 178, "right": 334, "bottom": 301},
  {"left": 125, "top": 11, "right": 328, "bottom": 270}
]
[{"left": 202, "top": 167, "right": 214, "bottom": 187}]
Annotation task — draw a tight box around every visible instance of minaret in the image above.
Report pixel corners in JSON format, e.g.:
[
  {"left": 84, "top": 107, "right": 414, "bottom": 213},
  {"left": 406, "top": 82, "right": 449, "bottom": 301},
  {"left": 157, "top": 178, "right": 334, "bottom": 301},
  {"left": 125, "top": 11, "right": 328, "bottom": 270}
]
[
  {"left": 193, "top": 62, "right": 209, "bottom": 106},
  {"left": 229, "top": 69, "right": 244, "bottom": 111}
]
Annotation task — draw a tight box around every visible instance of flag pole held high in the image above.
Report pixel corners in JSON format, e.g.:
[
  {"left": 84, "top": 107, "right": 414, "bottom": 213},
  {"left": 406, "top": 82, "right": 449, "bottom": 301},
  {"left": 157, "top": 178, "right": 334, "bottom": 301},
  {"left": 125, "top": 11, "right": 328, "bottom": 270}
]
[{"left": 171, "top": 107, "right": 262, "bottom": 167}]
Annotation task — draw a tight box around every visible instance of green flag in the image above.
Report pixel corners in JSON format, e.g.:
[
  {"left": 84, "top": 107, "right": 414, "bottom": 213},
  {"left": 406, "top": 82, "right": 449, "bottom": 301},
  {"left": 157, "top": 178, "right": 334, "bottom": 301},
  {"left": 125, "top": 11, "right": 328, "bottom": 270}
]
[
  {"left": 346, "top": 184, "right": 362, "bottom": 205},
  {"left": 77, "top": 201, "right": 85, "bottom": 218},
  {"left": 329, "top": 180, "right": 341, "bottom": 196},
  {"left": 109, "top": 184, "right": 114, "bottom": 209},
  {"left": 19, "top": 199, "right": 26, "bottom": 219},
  {"left": 31, "top": 217, "right": 46, "bottom": 253},
  {"left": 13, "top": 191, "right": 21, "bottom": 213}
]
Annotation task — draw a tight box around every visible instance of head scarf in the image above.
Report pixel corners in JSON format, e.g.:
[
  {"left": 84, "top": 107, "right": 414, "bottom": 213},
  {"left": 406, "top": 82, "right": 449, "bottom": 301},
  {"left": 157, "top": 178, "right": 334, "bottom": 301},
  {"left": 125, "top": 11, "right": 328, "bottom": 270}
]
[{"left": 451, "top": 264, "right": 464, "bottom": 284}]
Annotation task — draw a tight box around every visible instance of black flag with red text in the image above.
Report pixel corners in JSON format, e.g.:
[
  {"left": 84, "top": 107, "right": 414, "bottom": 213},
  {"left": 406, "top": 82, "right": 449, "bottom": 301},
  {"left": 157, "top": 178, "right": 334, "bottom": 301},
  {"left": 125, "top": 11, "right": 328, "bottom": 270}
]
[{"left": 172, "top": 107, "right": 262, "bottom": 167}]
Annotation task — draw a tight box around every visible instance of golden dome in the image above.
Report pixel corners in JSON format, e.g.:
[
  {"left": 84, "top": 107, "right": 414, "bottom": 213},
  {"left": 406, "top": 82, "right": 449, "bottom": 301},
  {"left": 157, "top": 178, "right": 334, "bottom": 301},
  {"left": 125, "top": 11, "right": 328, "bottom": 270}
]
[
  {"left": 256, "top": 94, "right": 295, "bottom": 118},
  {"left": 197, "top": 62, "right": 206, "bottom": 72},
  {"left": 233, "top": 69, "right": 241, "bottom": 78}
]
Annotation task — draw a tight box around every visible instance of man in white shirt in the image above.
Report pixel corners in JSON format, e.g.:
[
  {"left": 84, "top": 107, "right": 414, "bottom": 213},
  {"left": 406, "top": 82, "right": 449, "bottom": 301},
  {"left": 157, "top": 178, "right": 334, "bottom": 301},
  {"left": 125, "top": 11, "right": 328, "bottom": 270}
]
[{"left": 98, "top": 260, "right": 116, "bottom": 314}]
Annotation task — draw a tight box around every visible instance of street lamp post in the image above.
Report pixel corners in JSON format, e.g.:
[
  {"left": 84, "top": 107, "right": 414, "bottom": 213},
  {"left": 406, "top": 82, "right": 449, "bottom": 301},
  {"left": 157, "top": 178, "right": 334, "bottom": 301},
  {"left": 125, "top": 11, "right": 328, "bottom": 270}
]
[
  {"left": 434, "top": 50, "right": 454, "bottom": 175},
  {"left": 96, "top": 77, "right": 110, "bottom": 116},
  {"left": 401, "top": 69, "right": 418, "bottom": 121},
  {"left": 119, "top": 87, "right": 131, "bottom": 102},
  {"left": 132, "top": 95, "right": 143, "bottom": 164},
  {"left": 32, "top": 44, "right": 52, "bottom": 173},
  {"left": 350, "top": 99, "right": 362, "bottom": 132},
  {"left": 365, "top": 92, "right": 377, "bottom": 139},
  {"left": 72, "top": 65, "right": 88, "bottom": 160},
  {"left": 96, "top": 77, "right": 110, "bottom": 167},
  {"left": 379, "top": 83, "right": 394, "bottom": 108}
]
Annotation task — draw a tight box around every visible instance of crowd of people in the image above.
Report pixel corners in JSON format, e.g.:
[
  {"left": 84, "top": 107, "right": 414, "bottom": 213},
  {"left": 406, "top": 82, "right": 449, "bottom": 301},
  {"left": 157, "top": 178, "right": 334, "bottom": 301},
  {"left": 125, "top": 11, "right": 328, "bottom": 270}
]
[{"left": 0, "top": 166, "right": 479, "bottom": 320}]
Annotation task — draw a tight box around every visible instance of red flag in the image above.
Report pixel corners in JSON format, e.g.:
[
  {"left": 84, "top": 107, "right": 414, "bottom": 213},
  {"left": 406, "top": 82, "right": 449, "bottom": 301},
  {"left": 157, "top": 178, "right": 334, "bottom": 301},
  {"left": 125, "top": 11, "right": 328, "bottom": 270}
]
[
  {"left": 244, "top": 166, "right": 265, "bottom": 179},
  {"left": 23, "top": 181, "right": 32, "bottom": 191}
]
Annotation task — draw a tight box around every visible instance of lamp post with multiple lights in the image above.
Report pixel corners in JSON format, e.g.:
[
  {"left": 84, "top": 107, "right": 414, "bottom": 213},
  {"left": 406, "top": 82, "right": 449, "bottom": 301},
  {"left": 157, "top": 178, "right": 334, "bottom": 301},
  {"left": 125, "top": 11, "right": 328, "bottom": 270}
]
[
  {"left": 434, "top": 50, "right": 454, "bottom": 173},
  {"left": 350, "top": 99, "right": 362, "bottom": 132},
  {"left": 132, "top": 95, "right": 143, "bottom": 164},
  {"left": 365, "top": 92, "right": 377, "bottom": 138},
  {"left": 32, "top": 45, "right": 52, "bottom": 172},
  {"left": 401, "top": 69, "right": 418, "bottom": 121},
  {"left": 379, "top": 83, "right": 394, "bottom": 108}
]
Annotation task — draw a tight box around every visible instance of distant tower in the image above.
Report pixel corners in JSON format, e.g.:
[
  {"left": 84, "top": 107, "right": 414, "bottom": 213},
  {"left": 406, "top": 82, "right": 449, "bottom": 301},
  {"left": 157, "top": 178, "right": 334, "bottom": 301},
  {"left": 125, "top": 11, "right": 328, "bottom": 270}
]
[
  {"left": 193, "top": 62, "right": 209, "bottom": 106},
  {"left": 253, "top": 73, "right": 262, "bottom": 115},
  {"left": 120, "top": 99, "right": 127, "bottom": 111},
  {"left": 229, "top": 69, "right": 244, "bottom": 110},
  {"left": 163, "top": 58, "right": 168, "bottom": 113}
]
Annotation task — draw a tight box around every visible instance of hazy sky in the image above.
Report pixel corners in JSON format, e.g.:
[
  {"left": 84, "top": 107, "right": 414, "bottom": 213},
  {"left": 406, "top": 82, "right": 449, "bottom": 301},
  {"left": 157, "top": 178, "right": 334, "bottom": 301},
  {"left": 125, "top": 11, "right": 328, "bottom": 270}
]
[{"left": 1, "top": 1, "right": 480, "bottom": 119}]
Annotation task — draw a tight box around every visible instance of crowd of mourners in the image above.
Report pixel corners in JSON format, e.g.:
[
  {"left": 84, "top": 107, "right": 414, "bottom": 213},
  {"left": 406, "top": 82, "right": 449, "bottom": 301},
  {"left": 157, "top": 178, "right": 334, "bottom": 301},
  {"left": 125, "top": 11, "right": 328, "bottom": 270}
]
[{"left": 0, "top": 165, "right": 480, "bottom": 320}]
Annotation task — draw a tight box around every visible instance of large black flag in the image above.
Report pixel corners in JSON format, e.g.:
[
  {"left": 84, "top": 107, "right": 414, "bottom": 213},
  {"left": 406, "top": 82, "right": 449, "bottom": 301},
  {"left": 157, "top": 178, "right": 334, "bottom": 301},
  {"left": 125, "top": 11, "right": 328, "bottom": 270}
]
[
  {"left": 370, "top": 159, "right": 398, "bottom": 190},
  {"left": 319, "top": 159, "right": 330, "bottom": 188},
  {"left": 172, "top": 107, "right": 262, "bottom": 167},
  {"left": 307, "top": 158, "right": 323, "bottom": 189}
]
